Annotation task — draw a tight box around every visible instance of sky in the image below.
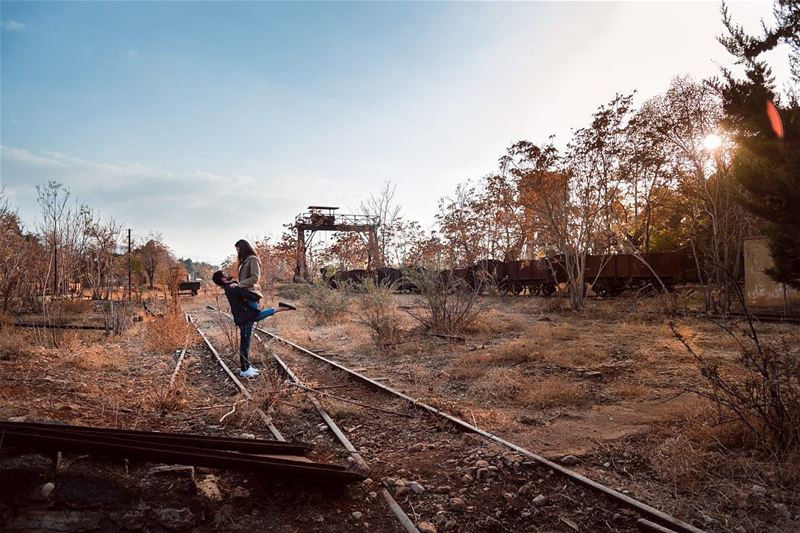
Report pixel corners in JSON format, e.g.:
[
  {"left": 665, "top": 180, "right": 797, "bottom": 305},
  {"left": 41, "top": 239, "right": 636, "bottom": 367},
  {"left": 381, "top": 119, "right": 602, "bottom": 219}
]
[{"left": 0, "top": 1, "right": 793, "bottom": 264}]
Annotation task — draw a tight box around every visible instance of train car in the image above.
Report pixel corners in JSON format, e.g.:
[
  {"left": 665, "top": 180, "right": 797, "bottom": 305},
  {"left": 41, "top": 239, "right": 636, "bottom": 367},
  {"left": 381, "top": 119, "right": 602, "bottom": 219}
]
[
  {"left": 328, "top": 269, "right": 369, "bottom": 289},
  {"left": 505, "top": 259, "right": 556, "bottom": 295}
]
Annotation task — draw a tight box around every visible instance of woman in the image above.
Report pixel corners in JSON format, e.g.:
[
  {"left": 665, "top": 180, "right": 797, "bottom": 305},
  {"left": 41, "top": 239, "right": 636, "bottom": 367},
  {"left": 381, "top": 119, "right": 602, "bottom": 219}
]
[
  {"left": 233, "top": 240, "right": 268, "bottom": 377},
  {"left": 235, "top": 239, "right": 263, "bottom": 301}
]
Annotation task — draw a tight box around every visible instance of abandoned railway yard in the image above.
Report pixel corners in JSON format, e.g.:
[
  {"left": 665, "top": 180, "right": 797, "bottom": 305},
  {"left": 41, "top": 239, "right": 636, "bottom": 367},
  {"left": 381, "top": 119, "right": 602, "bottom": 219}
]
[
  {"left": 3, "top": 1, "right": 800, "bottom": 532},
  {"left": 1, "top": 287, "right": 798, "bottom": 533}
]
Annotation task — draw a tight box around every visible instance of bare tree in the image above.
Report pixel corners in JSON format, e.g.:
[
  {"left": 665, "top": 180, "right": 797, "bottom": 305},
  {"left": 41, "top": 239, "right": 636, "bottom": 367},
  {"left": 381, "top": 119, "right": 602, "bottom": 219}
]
[
  {"left": 360, "top": 180, "right": 401, "bottom": 267},
  {"left": 35, "top": 181, "right": 72, "bottom": 297}
]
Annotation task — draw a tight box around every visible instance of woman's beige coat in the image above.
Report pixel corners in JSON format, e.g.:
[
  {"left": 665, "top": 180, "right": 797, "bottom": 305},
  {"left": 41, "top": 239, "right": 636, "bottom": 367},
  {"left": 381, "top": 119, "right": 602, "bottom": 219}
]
[{"left": 237, "top": 255, "right": 263, "bottom": 298}]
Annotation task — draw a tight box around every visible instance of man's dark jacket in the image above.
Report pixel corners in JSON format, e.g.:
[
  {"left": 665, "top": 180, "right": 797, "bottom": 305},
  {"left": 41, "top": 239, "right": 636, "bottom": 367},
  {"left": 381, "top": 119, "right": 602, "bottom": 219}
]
[{"left": 221, "top": 283, "right": 261, "bottom": 325}]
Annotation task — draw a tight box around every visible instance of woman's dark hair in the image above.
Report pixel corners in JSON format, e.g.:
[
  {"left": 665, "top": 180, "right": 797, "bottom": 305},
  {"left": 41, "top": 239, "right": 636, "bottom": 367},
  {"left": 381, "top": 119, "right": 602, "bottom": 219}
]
[{"left": 235, "top": 239, "right": 257, "bottom": 264}]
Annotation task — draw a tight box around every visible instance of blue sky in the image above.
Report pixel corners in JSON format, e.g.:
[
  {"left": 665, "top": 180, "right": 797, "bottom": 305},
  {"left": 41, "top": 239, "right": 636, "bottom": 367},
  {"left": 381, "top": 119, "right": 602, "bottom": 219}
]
[{"left": 1, "top": 1, "right": 791, "bottom": 263}]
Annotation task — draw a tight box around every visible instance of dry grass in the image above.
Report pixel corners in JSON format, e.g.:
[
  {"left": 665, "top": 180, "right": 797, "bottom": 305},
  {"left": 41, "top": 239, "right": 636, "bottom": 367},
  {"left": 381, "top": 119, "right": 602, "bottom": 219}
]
[
  {"left": 516, "top": 375, "right": 589, "bottom": 409},
  {"left": 302, "top": 282, "right": 348, "bottom": 325},
  {"left": 356, "top": 281, "right": 402, "bottom": 349},
  {"left": 143, "top": 368, "right": 189, "bottom": 413},
  {"left": 50, "top": 299, "right": 92, "bottom": 315},
  {"left": 67, "top": 343, "right": 129, "bottom": 371},
  {"left": 609, "top": 381, "right": 650, "bottom": 400},
  {"left": 143, "top": 312, "right": 189, "bottom": 355},
  {"left": 470, "top": 367, "right": 527, "bottom": 401},
  {"left": 464, "top": 308, "right": 525, "bottom": 335},
  {"left": 0, "top": 326, "right": 36, "bottom": 361}
]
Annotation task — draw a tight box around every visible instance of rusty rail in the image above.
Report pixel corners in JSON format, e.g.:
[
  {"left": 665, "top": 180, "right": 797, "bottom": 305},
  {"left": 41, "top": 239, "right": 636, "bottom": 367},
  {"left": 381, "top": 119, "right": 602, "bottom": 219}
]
[
  {"left": 252, "top": 331, "right": 371, "bottom": 476},
  {"left": 0, "top": 421, "right": 363, "bottom": 485},
  {"left": 191, "top": 318, "right": 285, "bottom": 441}
]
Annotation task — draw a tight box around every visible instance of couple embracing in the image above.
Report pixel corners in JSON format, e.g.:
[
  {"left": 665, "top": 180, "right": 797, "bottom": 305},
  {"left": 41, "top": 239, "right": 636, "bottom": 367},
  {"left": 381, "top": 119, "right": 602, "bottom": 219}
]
[{"left": 212, "top": 239, "right": 295, "bottom": 378}]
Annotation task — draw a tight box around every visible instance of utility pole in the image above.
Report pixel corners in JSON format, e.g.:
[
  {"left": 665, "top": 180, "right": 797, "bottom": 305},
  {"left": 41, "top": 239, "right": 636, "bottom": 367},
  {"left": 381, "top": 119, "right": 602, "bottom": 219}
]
[{"left": 127, "top": 228, "right": 132, "bottom": 301}]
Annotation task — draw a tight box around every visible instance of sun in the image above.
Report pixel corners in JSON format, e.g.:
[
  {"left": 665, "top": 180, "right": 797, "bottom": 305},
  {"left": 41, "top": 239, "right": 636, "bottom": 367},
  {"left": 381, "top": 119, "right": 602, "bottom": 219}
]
[{"left": 703, "top": 133, "right": 723, "bottom": 150}]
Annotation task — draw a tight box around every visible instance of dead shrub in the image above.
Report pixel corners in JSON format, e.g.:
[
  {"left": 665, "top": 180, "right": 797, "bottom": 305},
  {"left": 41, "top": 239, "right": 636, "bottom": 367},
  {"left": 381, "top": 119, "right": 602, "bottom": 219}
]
[
  {"left": 471, "top": 367, "right": 527, "bottom": 401},
  {"left": 302, "top": 281, "right": 348, "bottom": 324},
  {"left": 0, "top": 326, "right": 34, "bottom": 361},
  {"left": 356, "top": 280, "right": 401, "bottom": 349},
  {"left": 221, "top": 365, "right": 289, "bottom": 428},
  {"left": 516, "top": 376, "right": 588, "bottom": 409},
  {"left": 404, "top": 268, "right": 481, "bottom": 334},
  {"left": 54, "top": 299, "right": 91, "bottom": 314},
  {"left": 211, "top": 297, "right": 240, "bottom": 356},
  {"left": 143, "top": 312, "right": 189, "bottom": 355},
  {"left": 68, "top": 344, "right": 128, "bottom": 371},
  {"left": 144, "top": 369, "right": 189, "bottom": 413},
  {"left": 102, "top": 301, "right": 132, "bottom": 335},
  {"left": 464, "top": 309, "right": 524, "bottom": 335},
  {"left": 609, "top": 381, "right": 650, "bottom": 400},
  {"left": 672, "top": 322, "right": 800, "bottom": 455}
]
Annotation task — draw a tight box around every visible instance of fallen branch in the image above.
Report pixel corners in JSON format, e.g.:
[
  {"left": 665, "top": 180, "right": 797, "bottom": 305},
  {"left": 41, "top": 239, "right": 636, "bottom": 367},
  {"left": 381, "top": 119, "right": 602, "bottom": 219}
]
[
  {"left": 219, "top": 400, "right": 246, "bottom": 423},
  {"left": 420, "top": 332, "right": 466, "bottom": 343}
]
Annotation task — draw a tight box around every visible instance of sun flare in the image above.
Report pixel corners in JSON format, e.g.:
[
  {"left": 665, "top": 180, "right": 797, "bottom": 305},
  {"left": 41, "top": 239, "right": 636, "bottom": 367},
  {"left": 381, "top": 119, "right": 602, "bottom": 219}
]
[{"left": 703, "top": 133, "right": 723, "bottom": 150}]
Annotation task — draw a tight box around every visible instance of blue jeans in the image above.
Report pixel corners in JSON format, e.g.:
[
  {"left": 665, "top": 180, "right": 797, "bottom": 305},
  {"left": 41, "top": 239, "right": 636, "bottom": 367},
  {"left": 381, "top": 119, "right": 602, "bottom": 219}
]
[{"left": 238, "top": 307, "right": 276, "bottom": 370}]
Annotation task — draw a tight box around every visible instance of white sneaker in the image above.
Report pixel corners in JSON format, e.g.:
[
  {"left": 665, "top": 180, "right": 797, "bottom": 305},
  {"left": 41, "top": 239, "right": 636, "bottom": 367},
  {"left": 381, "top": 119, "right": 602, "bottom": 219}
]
[{"left": 240, "top": 367, "right": 258, "bottom": 378}]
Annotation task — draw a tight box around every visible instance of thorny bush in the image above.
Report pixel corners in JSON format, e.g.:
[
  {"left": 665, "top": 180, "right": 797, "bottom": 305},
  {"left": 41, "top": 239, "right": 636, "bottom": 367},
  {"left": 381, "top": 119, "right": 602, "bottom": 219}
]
[
  {"left": 143, "top": 309, "right": 189, "bottom": 355},
  {"left": 671, "top": 321, "right": 800, "bottom": 455},
  {"left": 302, "top": 281, "right": 348, "bottom": 324},
  {"left": 356, "top": 279, "right": 401, "bottom": 349},
  {"left": 404, "top": 268, "right": 481, "bottom": 334}
]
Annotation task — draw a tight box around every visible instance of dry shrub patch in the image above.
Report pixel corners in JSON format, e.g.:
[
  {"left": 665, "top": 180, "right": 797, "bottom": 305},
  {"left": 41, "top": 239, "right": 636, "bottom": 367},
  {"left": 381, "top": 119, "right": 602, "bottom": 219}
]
[
  {"left": 609, "top": 381, "right": 650, "bottom": 400},
  {"left": 67, "top": 343, "right": 129, "bottom": 371},
  {"left": 516, "top": 375, "right": 589, "bottom": 409},
  {"left": 302, "top": 282, "right": 348, "bottom": 324},
  {"left": 636, "top": 409, "right": 800, "bottom": 531},
  {"left": 404, "top": 269, "right": 481, "bottom": 334},
  {"left": 143, "top": 312, "right": 189, "bottom": 355},
  {"left": 672, "top": 322, "right": 800, "bottom": 455},
  {"left": 356, "top": 280, "right": 401, "bottom": 349},
  {"left": 0, "top": 325, "right": 35, "bottom": 361},
  {"left": 144, "top": 367, "right": 189, "bottom": 413},
  {"left": 471, "top": 367, "right": 527, "bottom": 402},
  {"left": 465, "top": 309, "right": 524, "bottom": 335}
]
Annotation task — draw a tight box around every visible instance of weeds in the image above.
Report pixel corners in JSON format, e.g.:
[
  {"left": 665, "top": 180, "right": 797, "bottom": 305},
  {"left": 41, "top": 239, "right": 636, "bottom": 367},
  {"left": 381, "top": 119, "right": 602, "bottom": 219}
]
[
  {"left": 0, "top": 325, "right": 35, "bottom": 360},
  {"left": 517, "top": 375, "right": 588, "bottom": 409},
  {"left": 302, "top": 281, "right": 348, "bottom": 324},
  {"left": 404, "top": 268, "right": 481, "bottom": 334},
  {"left": 671, "top": 322, "right": 800, "bottom": 455},
  {"left": 143, "top": 311, "right": 189, "bottom": 355},
  {"left": 144, "top": 368, "right": 188, "bottom": 413},
  {"left": 356, "top": 280, "right": 401, "bottom": 349}
]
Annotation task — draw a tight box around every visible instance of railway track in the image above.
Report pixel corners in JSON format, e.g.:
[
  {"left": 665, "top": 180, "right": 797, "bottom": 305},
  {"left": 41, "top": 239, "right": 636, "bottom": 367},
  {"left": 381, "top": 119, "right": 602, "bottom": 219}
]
[
  {"left": 190, "top": 311, "right": 419, "bottom": 532},
  {"left": 204, "top": 305, "right": 704, "bottom": 533}
]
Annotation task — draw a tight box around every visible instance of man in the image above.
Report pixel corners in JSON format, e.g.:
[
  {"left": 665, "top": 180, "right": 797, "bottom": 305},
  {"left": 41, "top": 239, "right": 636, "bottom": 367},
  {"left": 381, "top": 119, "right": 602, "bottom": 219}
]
[{"left": 211, "top": 270, "right": 295, "bottom": 378}]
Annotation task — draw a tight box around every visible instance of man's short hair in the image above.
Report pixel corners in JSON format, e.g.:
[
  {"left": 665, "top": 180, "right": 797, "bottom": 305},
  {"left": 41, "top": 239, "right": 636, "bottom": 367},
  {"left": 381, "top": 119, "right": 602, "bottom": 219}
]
[{"left": 212, "top": 270, "right": 228, "bottom": 286}]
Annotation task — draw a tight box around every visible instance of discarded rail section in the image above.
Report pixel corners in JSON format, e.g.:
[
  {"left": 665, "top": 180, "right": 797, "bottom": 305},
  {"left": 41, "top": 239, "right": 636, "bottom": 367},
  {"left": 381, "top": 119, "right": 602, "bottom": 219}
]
[
  {"left": 206, "top": 304, "right": 705, "bottom": 533},
  {"left": 0, "top": 421, "right": 364, "bottom": 485}
]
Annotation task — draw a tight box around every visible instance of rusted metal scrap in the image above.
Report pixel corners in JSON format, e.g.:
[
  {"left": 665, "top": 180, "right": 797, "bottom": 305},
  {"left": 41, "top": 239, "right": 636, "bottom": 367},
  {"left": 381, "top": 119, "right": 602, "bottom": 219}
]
[{"left": 0, "top": 421, "right": 365, "bottom": 485}]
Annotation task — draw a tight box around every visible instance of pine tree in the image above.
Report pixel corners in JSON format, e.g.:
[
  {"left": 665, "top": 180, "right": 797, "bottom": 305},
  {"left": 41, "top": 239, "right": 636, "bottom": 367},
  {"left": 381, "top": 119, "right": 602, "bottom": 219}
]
[{"left": 718, "top": 1, "right": 800, "bottom": 289}]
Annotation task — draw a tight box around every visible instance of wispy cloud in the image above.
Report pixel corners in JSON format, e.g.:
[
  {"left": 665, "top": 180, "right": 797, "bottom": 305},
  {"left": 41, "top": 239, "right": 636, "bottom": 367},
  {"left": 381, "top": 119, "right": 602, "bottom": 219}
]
[
  {"left": 126, "top": 49, "right": 139, "bottom": 59},
  {"left": 2, "top": 20, "right": 26, "bottom": 32},
  {"left": 0, "top": 145, "right": 331, "bottom": 262}
]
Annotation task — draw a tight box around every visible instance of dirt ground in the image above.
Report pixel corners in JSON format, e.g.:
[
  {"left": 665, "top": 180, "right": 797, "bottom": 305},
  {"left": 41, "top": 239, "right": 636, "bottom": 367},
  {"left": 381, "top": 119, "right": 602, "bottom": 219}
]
[{"left": 1, "top": 288, "right": 798, "bottom": 532}]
